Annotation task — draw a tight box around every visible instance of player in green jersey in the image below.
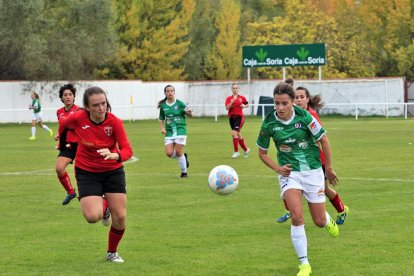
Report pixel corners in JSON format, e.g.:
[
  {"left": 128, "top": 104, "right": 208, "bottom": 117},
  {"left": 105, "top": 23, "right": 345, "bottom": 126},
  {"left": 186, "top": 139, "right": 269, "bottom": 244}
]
[
  {"left": 277, "top": 86, "right": 349, "bottom": 225},
  {"left": 256, "top": 82, "right": 339, "bottom": 276},
  {"left": 158, "top": 85, "right": 192, "bottom": 178},
  {"left": 28, "top": 92, "right": 53, "bottom": 140}
]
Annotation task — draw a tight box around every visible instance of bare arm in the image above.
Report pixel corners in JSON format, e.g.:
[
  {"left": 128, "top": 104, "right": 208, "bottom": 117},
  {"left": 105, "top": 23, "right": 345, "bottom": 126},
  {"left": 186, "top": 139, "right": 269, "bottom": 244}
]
[
  {"left": 258, "top": 148, "right": 292, "bottom": 177},
  {"left": 159, "top": 120, "right": 166, "bottom": 134},
  {"left": 319, "top": 135, "right": 338, "bottom": 185}
]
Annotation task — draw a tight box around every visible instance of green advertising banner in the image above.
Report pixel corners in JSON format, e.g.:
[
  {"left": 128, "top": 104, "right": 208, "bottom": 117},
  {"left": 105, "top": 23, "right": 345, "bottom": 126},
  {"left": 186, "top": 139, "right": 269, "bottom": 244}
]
[{"left": 242, "top": 43, "right": 326, "bottom": 68}]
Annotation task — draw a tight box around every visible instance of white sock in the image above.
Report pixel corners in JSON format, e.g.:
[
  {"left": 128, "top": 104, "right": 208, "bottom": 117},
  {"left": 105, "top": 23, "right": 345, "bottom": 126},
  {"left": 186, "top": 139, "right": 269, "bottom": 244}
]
[
  {"left": 291, "top": 224, "right": 309, "bottom": 265},
  {"left": 178, "top": 154, "right": 187, "bottom": 173},
  {"left": 31, "top": 127, "right": 36, "bottom": 136},
  {"left": 42, "top": 125, "right": 51, "bottom": 132},
  {"left": 324, "top": 211, "right": 332, "bottom": 227},
  {"left": 171, "top": 150, "right": 177, "bottom": 159}
]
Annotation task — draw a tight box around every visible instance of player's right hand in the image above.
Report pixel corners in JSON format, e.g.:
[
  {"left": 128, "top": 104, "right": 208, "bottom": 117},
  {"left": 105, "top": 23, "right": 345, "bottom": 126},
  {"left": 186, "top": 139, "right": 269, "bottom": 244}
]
[{"left": 278, "top": 164, "right": 292, "bottom": 177}]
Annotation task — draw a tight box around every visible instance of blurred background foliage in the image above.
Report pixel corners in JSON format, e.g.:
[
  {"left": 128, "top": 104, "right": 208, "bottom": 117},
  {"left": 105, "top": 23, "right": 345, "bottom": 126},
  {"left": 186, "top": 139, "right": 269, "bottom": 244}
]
[{"left": 1, "top": 0, "right": 413, "bottom": 81}]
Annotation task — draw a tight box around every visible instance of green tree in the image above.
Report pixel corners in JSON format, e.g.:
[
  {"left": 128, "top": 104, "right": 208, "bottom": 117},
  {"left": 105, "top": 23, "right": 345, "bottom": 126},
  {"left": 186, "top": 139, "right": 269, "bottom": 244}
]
[
  {"left": 358, "top": 0, "right": 397, "bottom": 77},
  {"left": 95, "top": 0, "right": 142, "bottom": 79},
  {"left": 245, "top": 0, "right": 342, "bottom": 79},
  {"left": 239, "top": 0, "right": 284, "bottom": 40},
  {"left": 383, "top": 0, "right": 414, "bottom": 80},
  {"left": 330, "top": 0, "right": 377, "bottom": 77},
  {"left": 205, "top": 0, "right": 242, "bottom": 80},
  {"left": 183, "top": 0, "right": 219, "bottom": 80},
  {"left": 138, "top": 0, "right": 195, "bottom": 81},
  {"left": 0, "top": 0, "right": 113, "bottom": 80},
  {"left": 97, "top": 0, "right": 195, "bottom": 81}
]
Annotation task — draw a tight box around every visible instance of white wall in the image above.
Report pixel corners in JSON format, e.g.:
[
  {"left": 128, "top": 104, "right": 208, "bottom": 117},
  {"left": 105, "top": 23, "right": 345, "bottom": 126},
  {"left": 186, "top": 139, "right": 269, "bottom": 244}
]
[{"left": 0, "top": 77, "right": 405, "bottom": 123}]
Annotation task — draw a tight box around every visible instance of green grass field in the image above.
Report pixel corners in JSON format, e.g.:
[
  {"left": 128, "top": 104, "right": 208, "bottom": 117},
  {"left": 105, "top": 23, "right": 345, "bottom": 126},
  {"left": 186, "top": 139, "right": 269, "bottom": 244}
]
[{"left": 1, "top": 116, "right": 414, "bottom": 275}]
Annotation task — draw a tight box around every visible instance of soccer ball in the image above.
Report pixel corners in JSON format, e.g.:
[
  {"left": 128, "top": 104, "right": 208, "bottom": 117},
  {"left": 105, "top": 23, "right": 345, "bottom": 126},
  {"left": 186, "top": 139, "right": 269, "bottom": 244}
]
[{"left": 208, "top": 165, "right": 239, "bottom": 195}]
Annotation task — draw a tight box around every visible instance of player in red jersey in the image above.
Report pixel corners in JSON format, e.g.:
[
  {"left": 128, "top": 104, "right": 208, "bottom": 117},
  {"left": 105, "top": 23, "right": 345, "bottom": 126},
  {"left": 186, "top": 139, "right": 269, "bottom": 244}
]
[
  {"left": 59, "top": 86, "right": 133, "bottom": 263},
  {"left": 277, "top": 86, "right": 349, "bottom": 225},
  {"left": 224, "top": 83, "right": 250, "bottom": 158},
  {"left": 55, "top": 84, "right": 81, "bottom": 205}
]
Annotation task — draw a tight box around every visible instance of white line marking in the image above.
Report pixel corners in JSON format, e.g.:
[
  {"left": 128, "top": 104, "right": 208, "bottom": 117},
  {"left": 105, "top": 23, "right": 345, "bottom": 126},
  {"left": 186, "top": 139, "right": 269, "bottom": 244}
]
[
  {"left": 0, "top": 155, "right": 139, "bottom": 175},
  {"left": 1, "top": 160, "right": 413, "bottom": 183},
  {"left": 124, "top": 155, "right": 139, "bottom": 164},
  {"left": 1, "top": 169, "right": 54, "bottom": 175}
]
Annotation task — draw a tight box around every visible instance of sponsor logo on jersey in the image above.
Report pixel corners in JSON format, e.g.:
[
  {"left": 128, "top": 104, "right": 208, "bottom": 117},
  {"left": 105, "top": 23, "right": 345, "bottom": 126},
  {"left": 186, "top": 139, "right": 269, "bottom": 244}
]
[
  {"left": 279, "top": 144, "right": 291, "bottom": 152},
  {"left": 298, "top": 141, "right": 309, "bottom": 149},
  {"left": 308, "top": 119, "right": 322, "bottom": 135},
  {"left": 104, "top": 126, "right": 113, "bottom": 136},
  {"left": 81, "top": 125, "right": 90, "bottom": 129},
  {"left": 284, "top": 137, "right": 296, "bottom": 144},
  {"left": 273, "top": 126, "right": 283, "bottom": 131},
  {"left": 294, "top": 123, "right": 302, "bottom": 128},
  {"left": 175, "top": 105, "right": 179, "bottom": 110}
]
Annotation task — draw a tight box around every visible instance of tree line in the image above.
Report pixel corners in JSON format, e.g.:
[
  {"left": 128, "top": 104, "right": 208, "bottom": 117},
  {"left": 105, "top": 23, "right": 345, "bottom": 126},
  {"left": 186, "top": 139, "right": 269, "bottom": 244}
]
[{"left": 1, "top": 0, "right": 413, "bottom": 81}]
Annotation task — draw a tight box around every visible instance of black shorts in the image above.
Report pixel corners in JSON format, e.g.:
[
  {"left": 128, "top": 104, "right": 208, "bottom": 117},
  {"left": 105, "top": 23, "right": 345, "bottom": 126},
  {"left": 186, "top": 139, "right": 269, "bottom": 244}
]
[
  {"left": 57, "top": 142, "right": 78, "bottom": 161},
  {"left": 75, "top": 167, "right": 126, "bottom": 198},
  {"left": 229, "top": 115, "right": 245, "bottom": 131}
]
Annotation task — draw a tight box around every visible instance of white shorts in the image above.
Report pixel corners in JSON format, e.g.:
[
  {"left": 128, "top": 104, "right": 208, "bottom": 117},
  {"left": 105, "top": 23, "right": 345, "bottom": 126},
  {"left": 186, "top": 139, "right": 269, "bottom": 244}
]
[
  {"left": 164, "top": 136, "right": 187, "bottom": 146},
  {"left": 32, "top": 112, "right": 43, "bottom": 122},
  {"left": 278, "top": 168, "right": 325, "bottom": 203}
]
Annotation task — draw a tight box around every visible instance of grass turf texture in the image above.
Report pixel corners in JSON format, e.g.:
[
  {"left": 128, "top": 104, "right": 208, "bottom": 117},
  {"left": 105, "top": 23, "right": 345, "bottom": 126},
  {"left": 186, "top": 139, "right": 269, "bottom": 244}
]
[{"left": 1, "top": 116, "right": 414, "bottom": 275}]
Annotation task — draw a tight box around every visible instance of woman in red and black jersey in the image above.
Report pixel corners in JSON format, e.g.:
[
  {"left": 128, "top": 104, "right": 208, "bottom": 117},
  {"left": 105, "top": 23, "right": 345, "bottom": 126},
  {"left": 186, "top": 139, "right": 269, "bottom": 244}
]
[
  {"left": 224, "top": 83, "right": 250, "bottom": 158},
  {"left": 55, "top": 84, "right": 81, "bottom": 205},
  {"left": 59, "top": 86, "right": 133, "bottom": 263}
]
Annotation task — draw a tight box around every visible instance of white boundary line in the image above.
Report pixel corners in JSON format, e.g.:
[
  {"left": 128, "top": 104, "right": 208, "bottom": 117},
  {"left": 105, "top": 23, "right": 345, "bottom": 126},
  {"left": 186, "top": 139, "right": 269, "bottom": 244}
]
[
  {"left": 1, "top": 167, "right": 413, "bottom": 183},
  {"left": 0, "top": 155, "right": 139, "bottom": 176}
]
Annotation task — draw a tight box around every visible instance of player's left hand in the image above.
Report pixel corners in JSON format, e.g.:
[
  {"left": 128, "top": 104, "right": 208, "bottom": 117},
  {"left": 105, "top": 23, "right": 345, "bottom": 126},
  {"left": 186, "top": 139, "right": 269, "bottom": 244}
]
[
  {"left": 97, "top": 148, "right": 119, "bottom": 160},
  {"left": 325, "top": 167, "right": 338, "bottom": 186}
]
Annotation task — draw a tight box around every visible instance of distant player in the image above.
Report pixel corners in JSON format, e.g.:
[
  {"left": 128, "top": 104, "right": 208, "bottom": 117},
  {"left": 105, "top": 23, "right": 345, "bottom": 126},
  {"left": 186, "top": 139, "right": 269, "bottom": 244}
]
[
  {"left": 28, "top": 92, "right": 53, "bottom": 140},
  {"left": 225, "top": 82, "right": 250, "bottom": 158},
  {"left": 158, "top": 85, "right": 191, "bottom": 178},
  {"left": 55, "top": 84, "right": 81, "bottom": 205},
  {"left": 257, "top": 82, "right": 339, "bottom": 276},
  {"left": 58, "top": 86, "right": 133, "bottom": 262},
  {"left": 276, "top": 86, "right": 349, "bottom": 225}
]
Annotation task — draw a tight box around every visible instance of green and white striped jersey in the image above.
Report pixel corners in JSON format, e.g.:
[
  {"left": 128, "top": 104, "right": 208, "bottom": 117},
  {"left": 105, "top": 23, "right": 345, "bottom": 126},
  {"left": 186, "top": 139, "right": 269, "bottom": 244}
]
[
  {"left": 159, "top": 99, "right": 188, "bottom": 138},
  {"left": 31, "top": 99, "right": 41, "bottom": 113},
  {"left": 256, "top": 105, "right": 326, "bottom": 172}
]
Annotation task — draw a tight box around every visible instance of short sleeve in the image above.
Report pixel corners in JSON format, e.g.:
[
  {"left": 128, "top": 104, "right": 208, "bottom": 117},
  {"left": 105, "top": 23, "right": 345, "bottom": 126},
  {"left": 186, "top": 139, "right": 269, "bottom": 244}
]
[
  {"left": 304, "top": 111, "right": 326, "bottom": 140},
  {"left": 159, "top": 107, "right": 165, "bottom": 120},
  {"left": 256, "top": 122, "right": 271, "bottom": 150}
]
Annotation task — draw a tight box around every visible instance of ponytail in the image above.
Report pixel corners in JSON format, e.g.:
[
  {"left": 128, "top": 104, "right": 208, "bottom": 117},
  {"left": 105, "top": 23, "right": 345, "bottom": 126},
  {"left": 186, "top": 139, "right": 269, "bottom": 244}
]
[
  {"left": 309, "top": 94, "right": 324, "bottom": 110},
  {"left": 157, "top": 97, "right": 167, "bottom": 109}
]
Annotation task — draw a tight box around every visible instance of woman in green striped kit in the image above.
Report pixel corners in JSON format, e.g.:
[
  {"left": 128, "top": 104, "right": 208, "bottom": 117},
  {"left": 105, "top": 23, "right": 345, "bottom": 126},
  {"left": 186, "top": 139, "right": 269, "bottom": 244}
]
[
  {"left": 256, "top": 82, "right": 339, "bottom": 276},
  {"left": 28, "top": 92, "right": 53, "bottom": 140},
  {"left": 158, "top": 85, "right": 192, "bottom": 178}
]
